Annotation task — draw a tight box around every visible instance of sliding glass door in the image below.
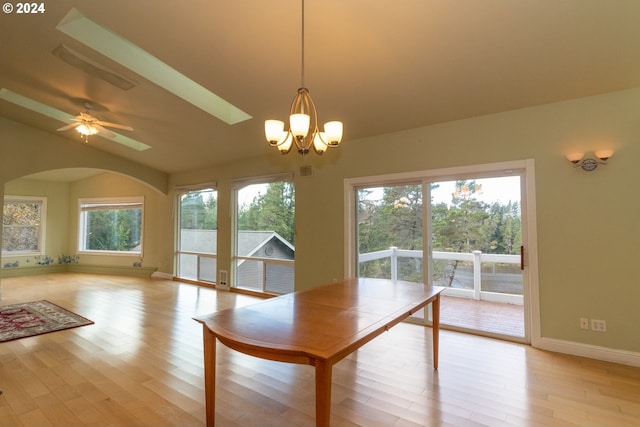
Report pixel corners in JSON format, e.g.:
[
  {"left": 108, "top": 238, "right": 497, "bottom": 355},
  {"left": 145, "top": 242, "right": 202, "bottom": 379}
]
[{"left": 352, "top": 166, "right": 529, "bottom": 341}]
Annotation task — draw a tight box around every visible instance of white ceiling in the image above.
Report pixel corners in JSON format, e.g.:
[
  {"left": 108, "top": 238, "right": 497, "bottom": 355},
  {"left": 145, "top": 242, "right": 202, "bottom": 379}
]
[{"left": 2, "top": 0, "right": 640, "bottom": 175}]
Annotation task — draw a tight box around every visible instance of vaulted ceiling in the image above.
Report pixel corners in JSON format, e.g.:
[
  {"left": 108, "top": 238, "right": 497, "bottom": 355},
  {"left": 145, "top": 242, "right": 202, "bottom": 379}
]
[{"left": 2, "top": 0, "right": 640, "bottom": 174}]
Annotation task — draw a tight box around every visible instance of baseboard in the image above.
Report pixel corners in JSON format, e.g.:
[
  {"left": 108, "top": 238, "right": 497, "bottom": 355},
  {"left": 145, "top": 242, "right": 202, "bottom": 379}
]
[
  {"left": 535, "top": 337, "right": 640, "bottom": 367},
  {"left": 151, "top": 271, "right": 173, "bottom": 280},
  {"left": 1, "top": 264, "right": 67, "bottom": 277},
  {"left": 67, "top": 264, "right": 156, "bottom": 277}
]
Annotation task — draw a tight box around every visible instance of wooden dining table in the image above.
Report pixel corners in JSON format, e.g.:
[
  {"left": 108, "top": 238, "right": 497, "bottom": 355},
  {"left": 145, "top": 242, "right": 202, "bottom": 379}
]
[{"left": 194, "top": 277, "right": 444, "bottom": 427}]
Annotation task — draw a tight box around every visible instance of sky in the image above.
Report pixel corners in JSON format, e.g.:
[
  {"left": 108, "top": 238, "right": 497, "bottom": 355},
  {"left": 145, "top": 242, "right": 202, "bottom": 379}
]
[
  {"left": 361, "top": 175, "right": 521, "bottom": 206},
  {"left": 431, "top": 176, "right": 521, "bottom": 205}
]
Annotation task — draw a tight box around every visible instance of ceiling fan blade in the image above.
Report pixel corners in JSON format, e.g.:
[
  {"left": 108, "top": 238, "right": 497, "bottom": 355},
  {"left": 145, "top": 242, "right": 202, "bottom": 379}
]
[
  {"left": 57, "top": 123, "right": 80, "bottom": 131},
  {"left": 94, "top": 124, "right": 116, "bottom": 138},
  {"left": 95, "top": 120, "right": 133, "bottom": 131}
]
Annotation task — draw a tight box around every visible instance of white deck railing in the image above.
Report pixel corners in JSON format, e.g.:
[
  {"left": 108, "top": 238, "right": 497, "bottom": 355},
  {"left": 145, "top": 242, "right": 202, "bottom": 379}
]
[
  {"left": 359, "top": 247, "right": 523, "bottom": 305},
  {"left": 177, "top": 247, "right": 523, "bottom": 304}
]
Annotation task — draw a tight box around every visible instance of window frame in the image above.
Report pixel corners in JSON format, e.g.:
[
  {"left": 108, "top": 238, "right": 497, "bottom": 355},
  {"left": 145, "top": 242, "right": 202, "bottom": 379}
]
[
  {"left": 2, "top": 195, "right": 47, "bottom": 257},
  {"left": 231, "top": 173, "right": 295, "bottom": 294},
  {"left": 175, "top": 185, "right": 218, "bottom": 283},
  {"left": 77, "top": 196, "right": 144, "bottom": 256}
]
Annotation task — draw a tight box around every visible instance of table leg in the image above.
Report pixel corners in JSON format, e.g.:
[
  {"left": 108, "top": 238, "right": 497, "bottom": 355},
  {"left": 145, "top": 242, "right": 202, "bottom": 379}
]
[
  {"left": 432, "top": 294, "right": 440, "bottom": 370},
  {"left": 203, "top": 326, "right": 216, "bottom": 427},
  {"left": 314, "top": 359, "right": 332, "bottom": 427}
]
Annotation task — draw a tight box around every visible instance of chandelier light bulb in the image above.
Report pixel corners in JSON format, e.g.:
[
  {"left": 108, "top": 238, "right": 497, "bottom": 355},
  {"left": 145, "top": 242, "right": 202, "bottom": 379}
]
[
  {"left": 278, "top": 132, "right": 294, "bottom": 154},
  {"left": 290, "top": 113, "right": 310, "bottom": 139},
  {"left": 323, "top": 121, "right": 343, "bottom": 146},
  {"left": 265, "top": 120, "right": 286, "bottom": 145},
  {"left": 313, "top": 132, "right": 328, "bottom": 154}
]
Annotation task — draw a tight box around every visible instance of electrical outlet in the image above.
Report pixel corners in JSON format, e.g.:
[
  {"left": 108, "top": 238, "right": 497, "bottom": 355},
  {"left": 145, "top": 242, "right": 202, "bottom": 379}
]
[
  {"left": 591, "top": 319, "right": 607, "bottom": 332},
  {"left": 580, "top": 317, "right": 589, "bottom": 330},
  {"left": 219, "top": 270, "right": 228, "bottom": 286},
  {"left": 218, "top": 270, "right": 229, "bottom": 290}
]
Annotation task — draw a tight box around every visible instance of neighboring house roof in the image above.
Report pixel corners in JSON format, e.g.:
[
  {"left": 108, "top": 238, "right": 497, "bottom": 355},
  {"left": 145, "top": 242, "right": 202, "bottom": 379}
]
[
  {"left": 239, "top": 230, "right": 294, "bottom": 258},
  {"left": 180, "top": 229, "right": 294, "bottom": 256}
]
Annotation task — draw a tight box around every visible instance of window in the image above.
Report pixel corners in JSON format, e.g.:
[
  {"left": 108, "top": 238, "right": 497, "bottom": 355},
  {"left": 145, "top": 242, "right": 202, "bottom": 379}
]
[
  {"left": 78, "top": 197, "right": 143, "bottom": 255},
  {"left": 2, "top": 196, "right": 47, "bottom": 256},
  {"left": 233, "top": 175, "right": 295, "bottom": 294},
  {"left": 176, "top": 187, "right": 217, "bottom": 282}
]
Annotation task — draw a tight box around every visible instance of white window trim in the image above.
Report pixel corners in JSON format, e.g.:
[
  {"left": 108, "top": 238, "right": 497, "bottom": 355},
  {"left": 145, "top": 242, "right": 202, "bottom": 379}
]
[
  {"left": 78, "top": 196, "right": 144, "bottom": 256},
  {"left": 174, "top": 181, "right": 217, "bottom": 193},
  {"left": 2, "top": 195, "right": 47, "bottom": 257}
]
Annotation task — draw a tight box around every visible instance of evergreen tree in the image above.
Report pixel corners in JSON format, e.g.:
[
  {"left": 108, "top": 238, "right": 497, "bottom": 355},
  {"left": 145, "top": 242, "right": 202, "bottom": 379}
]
[
  {"left": 237, "top": 182, "right": 295, "bottom": 245},
  {"left": 86, "top": 208, "right": 141, "bottom": 251},
  {"left": 357, "top": 179, "right": 521, "bottom": 286},
  {"left": 180, "top": 190, "right": 217, "bottom": 230}
]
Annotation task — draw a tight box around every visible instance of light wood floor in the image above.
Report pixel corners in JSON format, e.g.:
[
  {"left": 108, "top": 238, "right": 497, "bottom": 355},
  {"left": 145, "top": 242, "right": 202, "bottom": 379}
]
[{"left": 1, "top": 273, "right": 639, "bottom": 427}]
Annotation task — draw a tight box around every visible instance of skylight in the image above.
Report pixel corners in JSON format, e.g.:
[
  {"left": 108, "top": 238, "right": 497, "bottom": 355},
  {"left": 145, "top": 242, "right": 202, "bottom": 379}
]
[
  {"left": 56, "top": 8, "right": 252, "bottom": 125},
  {"left": 0, "top": 88, "right": 152, "bottom": 151}
]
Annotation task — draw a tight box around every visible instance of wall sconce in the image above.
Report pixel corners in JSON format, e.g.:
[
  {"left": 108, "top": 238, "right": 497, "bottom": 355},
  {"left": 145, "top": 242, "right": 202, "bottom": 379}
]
[{"left": 566, "top": 150, "right": 614, "bottom": 171}]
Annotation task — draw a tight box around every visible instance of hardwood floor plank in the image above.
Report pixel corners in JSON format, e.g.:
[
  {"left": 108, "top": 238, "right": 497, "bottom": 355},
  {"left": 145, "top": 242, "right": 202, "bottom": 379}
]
[
  {"left": 33, "top": 393, "right": 84, "bottom": 426},
  {"left": 1, "top": 273, "right": 640, "bottom": 427},
  {"left": 0, "top": 405, "right": 21, "bottom": 427},
  {"left": 17, "top": 408, "right": 54, "bottom": 427}
]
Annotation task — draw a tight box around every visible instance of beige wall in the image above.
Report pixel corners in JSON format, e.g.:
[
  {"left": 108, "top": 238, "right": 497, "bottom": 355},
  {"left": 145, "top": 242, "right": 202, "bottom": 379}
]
[
  {"left": 171, "top": 88, "right": 640, "bottom": 354},
  {"left": 2, "top": 87, "right": 639, "bottom": 356},
  {"left": 0, "top": 118, "right": 169, "bottom": 192}
]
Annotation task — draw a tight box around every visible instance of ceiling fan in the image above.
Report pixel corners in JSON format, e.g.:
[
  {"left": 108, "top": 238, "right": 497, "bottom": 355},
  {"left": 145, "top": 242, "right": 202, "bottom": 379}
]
[
  {"left": 57, "top": 103, "right": 133, "bottom": 142},
  {"left": 0, "top": 89, "right": 150, "bottom": 151}
]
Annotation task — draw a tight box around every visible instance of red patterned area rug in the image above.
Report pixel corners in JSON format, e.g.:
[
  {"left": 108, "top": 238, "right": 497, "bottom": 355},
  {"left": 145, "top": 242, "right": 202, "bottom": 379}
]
[{"left": 0, "top": 300, "right": 93, "bottom": 343}]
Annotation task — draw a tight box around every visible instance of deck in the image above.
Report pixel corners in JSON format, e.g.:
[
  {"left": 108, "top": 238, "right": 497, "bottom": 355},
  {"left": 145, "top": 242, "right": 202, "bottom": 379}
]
[
  {"left": 441, "top": 295, "right": 525, "bottom": 337},
  {"left": 408, "top": 295, "right": 525, "bottom": 339}
]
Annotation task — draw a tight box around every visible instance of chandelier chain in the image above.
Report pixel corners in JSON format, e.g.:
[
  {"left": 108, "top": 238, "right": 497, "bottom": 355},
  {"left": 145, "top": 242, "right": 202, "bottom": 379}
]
[{"left": 300, "top": 0, "right": 305, "bottom": 88}]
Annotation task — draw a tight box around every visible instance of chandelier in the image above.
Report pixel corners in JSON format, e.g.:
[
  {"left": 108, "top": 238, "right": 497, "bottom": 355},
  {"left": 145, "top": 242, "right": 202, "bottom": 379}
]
[{"left": 265, "top": 0, "right": 343, "bottom": 155}]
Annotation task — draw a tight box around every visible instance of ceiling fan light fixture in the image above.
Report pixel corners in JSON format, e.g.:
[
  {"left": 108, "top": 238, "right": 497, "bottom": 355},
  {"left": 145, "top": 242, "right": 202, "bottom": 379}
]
[{"left": 75, "top": 123, "right": 99, "bottom": 136}]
